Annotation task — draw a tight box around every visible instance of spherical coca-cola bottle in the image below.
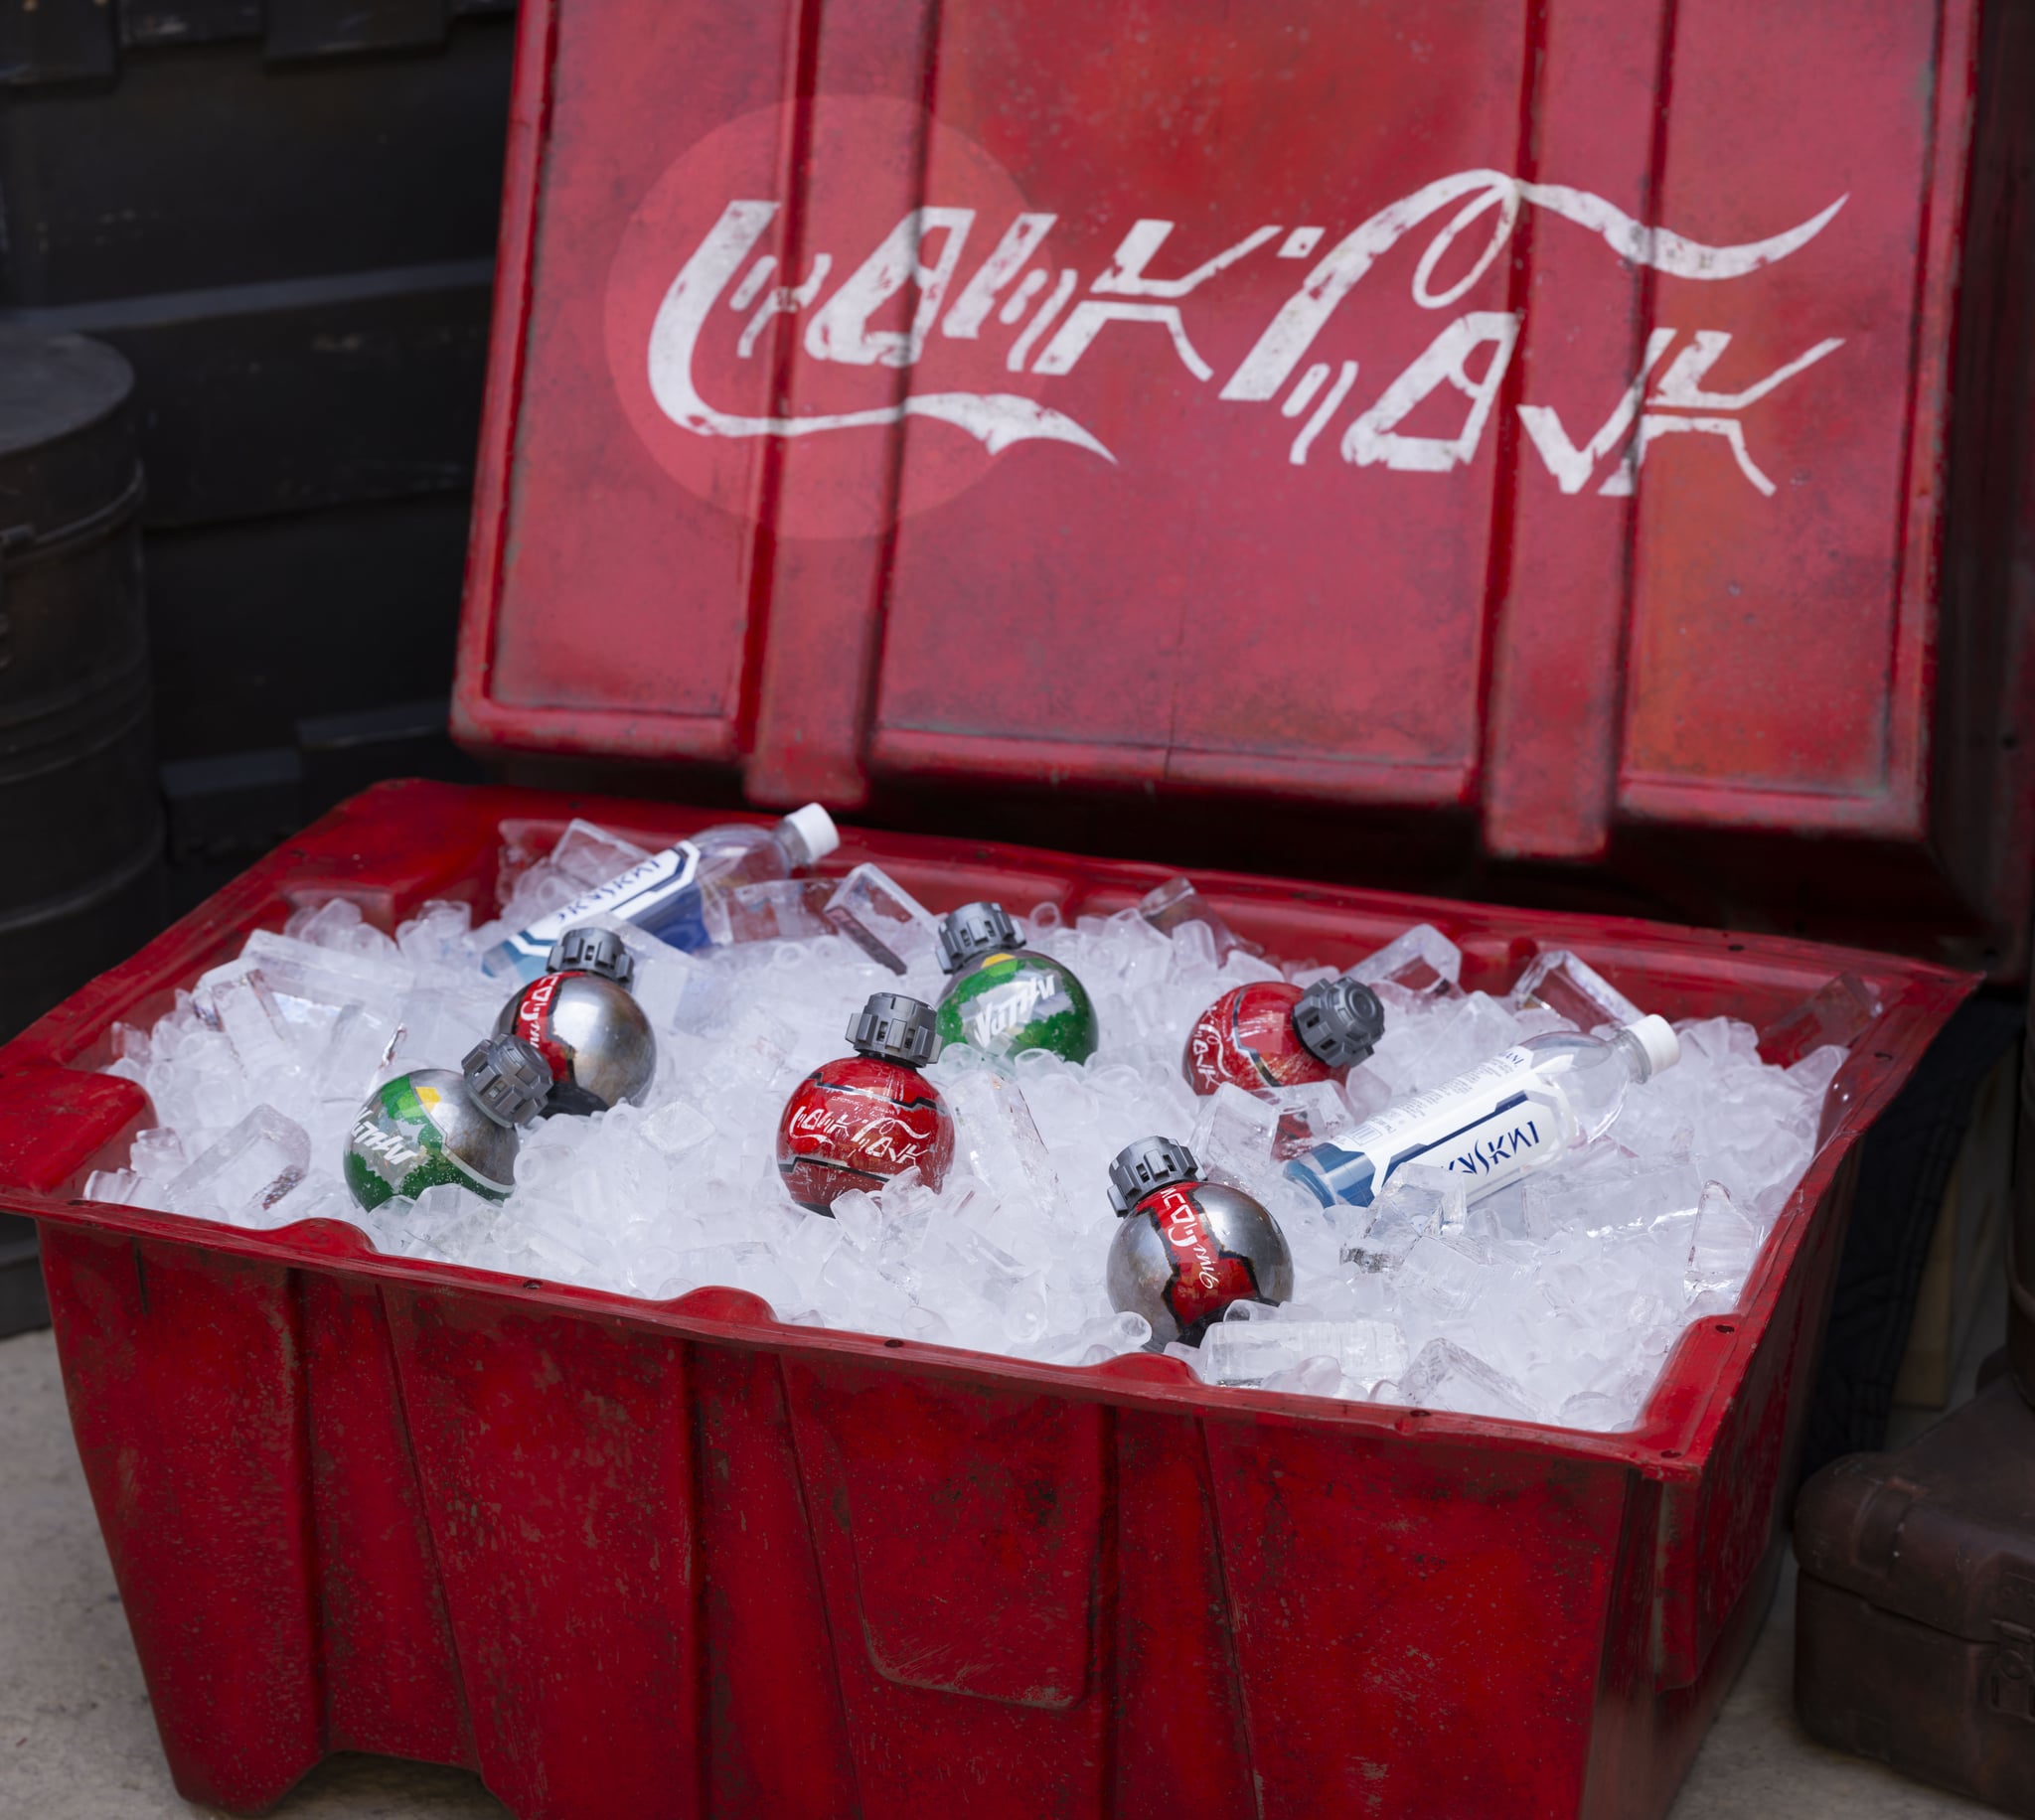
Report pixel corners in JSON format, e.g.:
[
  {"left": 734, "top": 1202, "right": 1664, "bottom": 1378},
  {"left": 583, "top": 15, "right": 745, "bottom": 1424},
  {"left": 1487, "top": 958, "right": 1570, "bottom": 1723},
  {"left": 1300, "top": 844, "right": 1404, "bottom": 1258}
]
[
  {"left": 776, "top": 992, "right": 955, "bottom": 1214},
  {"left": 1181, "top": 975, "right": 1384, "bottom": 1096}
]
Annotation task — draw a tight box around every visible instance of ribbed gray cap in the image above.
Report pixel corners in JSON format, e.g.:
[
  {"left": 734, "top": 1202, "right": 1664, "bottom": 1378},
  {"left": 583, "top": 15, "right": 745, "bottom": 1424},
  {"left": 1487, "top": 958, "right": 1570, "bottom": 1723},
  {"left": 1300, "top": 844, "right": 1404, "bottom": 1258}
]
[
  {"left": 937, "top": 901, "right": 1018, "bottom": 974},
  {"left": 846, "top": 991, "right": 940, "bottom": 1067},
  {"left": 1107, "top": 1135, "right": 1199, "bottom": 1216},
  {"left": 1292, "top": 976, "right": 1385, "bottom": 1069},
  {"left": 548, "top": 924, "right": 635, "bottom": 987},
  {"left": 462, "top": 1032, "right": 552, "bottom": 1127}
]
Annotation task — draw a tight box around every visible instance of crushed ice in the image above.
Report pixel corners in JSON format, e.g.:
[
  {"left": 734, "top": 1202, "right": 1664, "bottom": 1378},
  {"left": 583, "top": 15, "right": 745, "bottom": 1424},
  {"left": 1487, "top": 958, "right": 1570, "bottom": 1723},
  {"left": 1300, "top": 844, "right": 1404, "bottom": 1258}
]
[{"left": 87, "top": 829, "right": 1852, "bottom": 1435}]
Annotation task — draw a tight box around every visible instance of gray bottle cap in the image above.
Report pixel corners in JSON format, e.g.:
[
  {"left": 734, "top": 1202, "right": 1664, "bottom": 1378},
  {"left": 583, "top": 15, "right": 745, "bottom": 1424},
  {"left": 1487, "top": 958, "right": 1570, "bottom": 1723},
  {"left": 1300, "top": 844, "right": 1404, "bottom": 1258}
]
[
  {"left": 847, "top": 992, "right": 940, "bottom": 1067},
  {"left": 548, "top": 924, "right": 635, "bottom": 988},
  {"left": 462, "top": 1032, "right": 552, "bottom": 1127},
  {"left": 1107, "top": 1135, "right": 1200, "bottom": 1216},
  {"left": 937, "top": 901, "right": 1018, "bottom": 974},
  {"left": 1292, "top": 976, "right": 1386, "bottom": 1069}
]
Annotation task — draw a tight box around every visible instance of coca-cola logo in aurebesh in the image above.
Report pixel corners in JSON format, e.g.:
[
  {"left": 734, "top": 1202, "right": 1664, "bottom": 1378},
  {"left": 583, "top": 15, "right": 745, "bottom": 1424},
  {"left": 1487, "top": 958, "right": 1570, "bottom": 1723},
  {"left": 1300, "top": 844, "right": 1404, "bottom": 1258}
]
[{"left": 605, "top": 97, "right": 1846, "bottom": 538}]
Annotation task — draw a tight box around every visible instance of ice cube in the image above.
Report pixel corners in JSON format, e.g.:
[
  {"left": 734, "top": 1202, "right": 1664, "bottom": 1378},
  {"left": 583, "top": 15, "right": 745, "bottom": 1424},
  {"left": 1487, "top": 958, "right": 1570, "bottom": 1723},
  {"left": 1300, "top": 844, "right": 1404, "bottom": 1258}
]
[
  {"left": 1521, "top": 1155, "right": 1701, "bottom": 1241},
  {"left": 1257, "top": 1355, "right": 1346, "bottom": 1399},
  {"left": 1188, "top": 1083, "right": 1282, "bottom": 1195},
  {"left": 205, "top": 971, "right": 301, "bottom": 1076},
  {"left": 816, "top": 1242, "right": 912, "bottom": 1328},
  {"left": 824, "top": 864, "right": 940, "bottom": 975},
  {"left": 285, "top": 898, "right": 393, "bottom": 956},
  {"left": 1787, "top": 1044, "right": 1848, "bottom": 1103},
  {"left": 721, "top": 877, "right": 838, "bottom": 946},
  {"left": 310, "top": 1003, "right": 399, "bottom": 1103},
  {"left": 830, "top": 1189, "right": 884, "bottom": 1253},
  {"left": 548, "top": 818, "right": 652, "bottom": 889},
  {"left": 395, "top": 900, "right": 474, "bottom": 971},
  {"left": 1505, "top": 948, "right": 1643, "bottom": 1032},
  {"left": 1200, "top": 1317, "right": 1409, "bottom": 1390},
  {"left": 1394, "top": 1231, "right": 1493, "bottom": 1321},
  {"left": 944, "top": 1228, "right": 1050, "bottom": 1345},
  {"left": 490, "top": 862, "right": 581, "bottom": 943},
  {"left": 1339, "top": 1172, "right": 1460, "bottom": 1274},
  {"left": 1032, "top": 1310, "right": 1153, "bottom": 1365},
  {"left": 393, "top": 986, "right": 505, "bottom": 1072},
  {"left": 1267, "top": 1079, "right": 1353, "bottom": 1160},
  {"left": 1758, "top": 973, "right": 1883, "bottom": 1067},
  {"left": 939, "top": 1066, "right": 1059, "bottom": 1211},
  {"left": 1557, "top": 1390, "right": 1633, "bottom": 1433},
  {"left": 642, "top": 1098, "right": 715, "bottom": 1158},
  {"left": 242, "top": 928, "right": 414, "bottom": 1018},
  {"left": 82, "top": 1168, "right": 144, "bottom": 1206},
  {"left": 780, "top": 1210, "right": 844, "bottom": 1289},
  {"left": 657, "top": 1242, "right": 800, "bottom": 1314},
  {"left": 1400, "top": 1338, "right": 1535, "bottom": 1421},
  {"left": 128, "top": 1127, "right": 186, "bottom": 1182},
  {"left": 1347, "top": 924, "right": 1462, "bottom": 997},
  {"left": 899, "top": 1303, "right": 955, "bottom": 1345},
  {"left": 165, "top": 1106, "right": 311, "bottom": 1223},
  {"left": 1398, "top": 991, "right": 1525, "bottom": 1087},
  {"left": 1685, "top": 1180, "right": 1760, "bottom": 1307},
  {"left": 1137, "top": 877, "right": 1253, "bottom": 961},
  {"left": 266, "top": 1175, "right": 359, "bottom": 1230},
  {"left": 406, "top": 1180, "right": 501, "bottom": 1245}
]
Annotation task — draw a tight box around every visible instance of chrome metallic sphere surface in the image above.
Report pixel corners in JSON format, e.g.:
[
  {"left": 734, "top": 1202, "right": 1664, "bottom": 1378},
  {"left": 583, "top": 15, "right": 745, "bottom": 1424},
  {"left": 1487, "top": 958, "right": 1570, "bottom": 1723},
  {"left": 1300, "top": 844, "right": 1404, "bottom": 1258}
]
[{"left": 495, "top": 971, "right": 657, "bottom": 1117}]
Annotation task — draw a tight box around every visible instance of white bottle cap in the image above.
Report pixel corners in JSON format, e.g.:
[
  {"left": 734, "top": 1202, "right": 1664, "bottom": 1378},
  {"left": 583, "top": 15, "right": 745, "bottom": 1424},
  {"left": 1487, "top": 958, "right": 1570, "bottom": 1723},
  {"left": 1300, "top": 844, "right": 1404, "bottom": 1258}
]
[
  {"left": 1624, "top": 1013, "right": 1681, "bottom": 1079},
  {"left": 781, "top": 802, "right": 841, "bottom": 864}
]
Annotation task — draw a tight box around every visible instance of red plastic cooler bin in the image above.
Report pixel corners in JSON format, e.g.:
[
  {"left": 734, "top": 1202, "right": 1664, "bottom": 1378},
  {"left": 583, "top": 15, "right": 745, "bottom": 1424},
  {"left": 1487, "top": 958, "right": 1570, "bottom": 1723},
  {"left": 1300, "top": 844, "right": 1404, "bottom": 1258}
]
[
  {"left": 0, "top": 0, "right": 2028, "bottom": 1811},
  {"left": 0, "top": 791, "right": 1974, "bottom": 1817}
]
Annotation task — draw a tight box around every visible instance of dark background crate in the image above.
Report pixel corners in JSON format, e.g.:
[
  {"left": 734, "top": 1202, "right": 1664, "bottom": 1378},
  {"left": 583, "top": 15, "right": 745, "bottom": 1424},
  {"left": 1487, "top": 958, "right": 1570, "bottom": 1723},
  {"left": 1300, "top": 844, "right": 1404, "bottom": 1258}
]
[
  {"left": 0, "top": 0, "right": 508, "bottom": 1330},
  {"left": 0, "top": 0, "right": 504, "bottom": 923}
]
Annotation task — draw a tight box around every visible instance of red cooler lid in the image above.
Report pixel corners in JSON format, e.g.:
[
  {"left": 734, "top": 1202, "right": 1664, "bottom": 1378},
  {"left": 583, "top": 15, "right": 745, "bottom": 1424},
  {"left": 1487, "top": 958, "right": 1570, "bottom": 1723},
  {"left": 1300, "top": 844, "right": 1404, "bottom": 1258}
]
[{"left": 454, "top": 0, "right": 2033, "bottom": 974}]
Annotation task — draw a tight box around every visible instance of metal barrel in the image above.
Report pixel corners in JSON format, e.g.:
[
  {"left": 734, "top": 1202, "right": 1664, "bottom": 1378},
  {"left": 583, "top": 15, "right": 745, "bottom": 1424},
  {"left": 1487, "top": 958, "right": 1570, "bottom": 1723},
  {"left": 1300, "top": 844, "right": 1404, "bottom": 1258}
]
[{"left": 0, "top": 327, "right": 165, "bottom": 1040}]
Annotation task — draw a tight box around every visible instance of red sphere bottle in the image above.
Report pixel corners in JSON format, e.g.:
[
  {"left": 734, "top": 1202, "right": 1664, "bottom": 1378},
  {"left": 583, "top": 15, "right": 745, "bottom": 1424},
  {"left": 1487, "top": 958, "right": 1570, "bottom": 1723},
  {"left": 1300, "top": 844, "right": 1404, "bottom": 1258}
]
[
  {"left": 777, "top": 992, "right": 955, "bottom": 1214},
  {"left": 1181, "top": 975, "right": 1385, "bottom": 1096}
]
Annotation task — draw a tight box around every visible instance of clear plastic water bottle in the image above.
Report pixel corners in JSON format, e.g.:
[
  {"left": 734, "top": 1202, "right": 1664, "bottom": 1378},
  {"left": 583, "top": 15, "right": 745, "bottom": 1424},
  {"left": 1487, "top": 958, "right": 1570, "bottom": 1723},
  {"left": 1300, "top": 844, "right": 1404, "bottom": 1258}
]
[
  {"left": 1285, "top": 1014, "right": 1681, "bottom": 1210},
  {"left": 482, "top": 804, "right": 840, "bottom": 981}
]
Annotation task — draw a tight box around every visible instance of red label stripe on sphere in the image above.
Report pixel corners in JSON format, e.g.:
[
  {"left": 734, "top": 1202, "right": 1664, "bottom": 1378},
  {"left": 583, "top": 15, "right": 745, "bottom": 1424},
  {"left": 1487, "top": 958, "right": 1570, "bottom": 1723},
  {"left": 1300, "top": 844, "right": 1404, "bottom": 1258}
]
[
  {"left": 1141, "top": 1183, "right": 1260, "bottom": 1332},
  {"left": 512, "top": 974, "right": 576, "bottom": 1083}
]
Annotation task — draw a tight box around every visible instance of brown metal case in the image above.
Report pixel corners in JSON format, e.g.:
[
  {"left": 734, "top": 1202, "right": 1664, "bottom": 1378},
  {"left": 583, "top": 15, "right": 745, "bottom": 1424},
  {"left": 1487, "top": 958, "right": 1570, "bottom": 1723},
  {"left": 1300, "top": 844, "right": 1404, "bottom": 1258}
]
[{"left": 1796, "top": 1373, "right": 2035, "bottom": 1813}]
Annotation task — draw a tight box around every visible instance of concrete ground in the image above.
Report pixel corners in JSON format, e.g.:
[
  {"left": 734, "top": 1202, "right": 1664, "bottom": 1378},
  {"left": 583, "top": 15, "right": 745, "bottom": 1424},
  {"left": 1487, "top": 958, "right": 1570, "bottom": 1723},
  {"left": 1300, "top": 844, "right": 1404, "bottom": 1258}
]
[{"left": 0, "top": 1326, "right": 2001, "bottom": 1820}]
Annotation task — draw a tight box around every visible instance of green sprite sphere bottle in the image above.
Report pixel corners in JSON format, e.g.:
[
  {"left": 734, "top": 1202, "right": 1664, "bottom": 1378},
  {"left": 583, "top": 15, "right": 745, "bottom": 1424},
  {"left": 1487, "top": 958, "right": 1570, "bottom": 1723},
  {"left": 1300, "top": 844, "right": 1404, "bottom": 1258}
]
[
  {"left": 933, "top": 901, "right": 1098, "bottom": 1064},
  {"left": 343, "top": 1032, "right": 551, "bottom": 1212}
]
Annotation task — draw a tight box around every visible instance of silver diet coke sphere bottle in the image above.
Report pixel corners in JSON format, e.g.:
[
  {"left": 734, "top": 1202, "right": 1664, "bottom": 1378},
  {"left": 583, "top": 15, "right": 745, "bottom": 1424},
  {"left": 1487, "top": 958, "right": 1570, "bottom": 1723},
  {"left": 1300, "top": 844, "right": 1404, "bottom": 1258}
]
[{"left": 1105, "top": 1136, "right": 1293, "bottom": 1345}]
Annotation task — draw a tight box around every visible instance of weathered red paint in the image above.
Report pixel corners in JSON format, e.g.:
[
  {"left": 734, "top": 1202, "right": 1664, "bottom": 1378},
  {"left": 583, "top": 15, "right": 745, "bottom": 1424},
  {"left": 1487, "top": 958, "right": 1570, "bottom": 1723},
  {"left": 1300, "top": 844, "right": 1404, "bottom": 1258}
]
[
  {"left": 0, "top": 782, "right": 1973, "bottom": 1819},
  {"left": 453, "top": 0, "right": 2035, "bottom": 974}
]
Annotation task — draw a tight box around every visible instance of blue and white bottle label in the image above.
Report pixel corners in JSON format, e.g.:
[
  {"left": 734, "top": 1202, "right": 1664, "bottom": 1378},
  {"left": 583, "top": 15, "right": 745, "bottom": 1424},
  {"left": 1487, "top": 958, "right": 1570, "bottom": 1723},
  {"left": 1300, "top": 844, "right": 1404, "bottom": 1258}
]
[
  {"left": 1289, "top": 1046, "right": 1569, "bottom": 1207},
  {"left": 486, "top": 842, "right": 707, "bottom": 980}
]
